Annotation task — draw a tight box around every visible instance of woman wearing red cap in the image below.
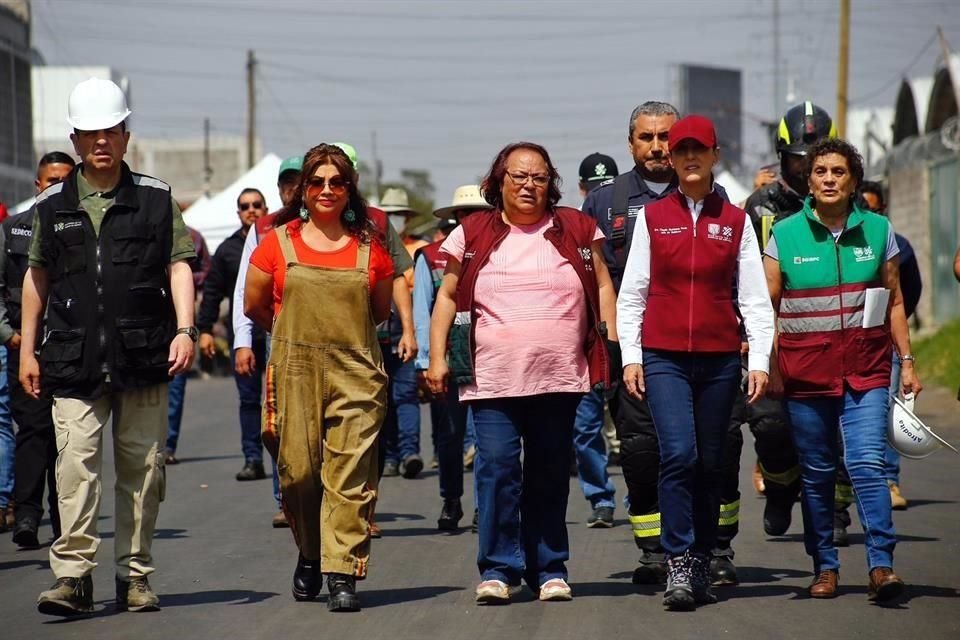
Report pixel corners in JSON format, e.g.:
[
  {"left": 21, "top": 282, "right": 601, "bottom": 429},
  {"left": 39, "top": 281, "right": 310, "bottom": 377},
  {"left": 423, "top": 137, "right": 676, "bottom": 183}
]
[{"left": 617, "top": 115, "right": 774, "bottom": 611}]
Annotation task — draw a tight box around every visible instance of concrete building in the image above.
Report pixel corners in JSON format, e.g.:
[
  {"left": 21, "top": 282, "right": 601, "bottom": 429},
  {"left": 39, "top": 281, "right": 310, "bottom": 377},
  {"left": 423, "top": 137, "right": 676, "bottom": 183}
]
[{"left": 0, "top": 0, "right": 34, "bottom": 206}]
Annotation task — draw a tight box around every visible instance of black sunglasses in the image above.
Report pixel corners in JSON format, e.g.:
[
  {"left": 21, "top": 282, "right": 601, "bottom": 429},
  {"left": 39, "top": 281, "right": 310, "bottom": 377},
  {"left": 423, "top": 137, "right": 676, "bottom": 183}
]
[{"left": 239, "top": 201, "right": 264, "bottom": 211}]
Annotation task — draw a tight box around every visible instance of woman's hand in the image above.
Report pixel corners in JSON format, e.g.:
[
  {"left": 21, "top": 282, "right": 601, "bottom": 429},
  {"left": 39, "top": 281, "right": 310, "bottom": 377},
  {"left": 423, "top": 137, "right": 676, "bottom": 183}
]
[
  {"left": 746, "top": 370, "right": 769, "bottom": 405},
  {"left": 623, "top": 364, "right": 645, "bottom": 400},
  {"left": 900, "top": 362, "right": 923, "bottom": 398},
  {"left": 426, "top": 359, "right": 449, "bottom": 396}
]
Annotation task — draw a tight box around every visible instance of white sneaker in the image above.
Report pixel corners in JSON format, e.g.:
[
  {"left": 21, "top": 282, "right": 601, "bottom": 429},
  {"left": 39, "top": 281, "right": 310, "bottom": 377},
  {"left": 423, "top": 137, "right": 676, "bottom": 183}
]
[
  {"left": 475, "top": 580, "right": 510, "bottom": 605},
  {"left": 539, "top": 578, "right": 573, "bottom": 601}
]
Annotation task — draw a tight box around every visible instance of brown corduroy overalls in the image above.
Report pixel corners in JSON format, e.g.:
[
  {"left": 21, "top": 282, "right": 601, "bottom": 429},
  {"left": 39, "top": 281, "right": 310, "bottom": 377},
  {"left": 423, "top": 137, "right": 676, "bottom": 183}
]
[{"left": 262, "top": 225, "right": 387, "bottom": 578}]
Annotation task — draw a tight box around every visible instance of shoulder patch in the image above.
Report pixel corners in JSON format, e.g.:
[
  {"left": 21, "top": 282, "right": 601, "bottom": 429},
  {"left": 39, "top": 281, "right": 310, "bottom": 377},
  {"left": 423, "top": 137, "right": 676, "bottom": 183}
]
[
  {"left": 132, "top": 173, "right": 171, "bottom": 192},
  {"left": 35, "top": 182, "right": 64, "bottom": 205}
]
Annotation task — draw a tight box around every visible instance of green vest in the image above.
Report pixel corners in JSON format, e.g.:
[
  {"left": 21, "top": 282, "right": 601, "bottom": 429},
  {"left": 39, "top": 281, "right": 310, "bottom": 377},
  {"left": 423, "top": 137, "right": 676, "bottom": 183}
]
[{"left": 771, "top": 199, "right": 892, "bottom": 397}]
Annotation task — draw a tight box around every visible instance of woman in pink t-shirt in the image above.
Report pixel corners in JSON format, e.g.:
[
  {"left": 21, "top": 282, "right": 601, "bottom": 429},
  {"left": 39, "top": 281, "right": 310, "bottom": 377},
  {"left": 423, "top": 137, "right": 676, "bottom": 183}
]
[{"left": 426, "top": 142, "right": 617, "bottom": 605}]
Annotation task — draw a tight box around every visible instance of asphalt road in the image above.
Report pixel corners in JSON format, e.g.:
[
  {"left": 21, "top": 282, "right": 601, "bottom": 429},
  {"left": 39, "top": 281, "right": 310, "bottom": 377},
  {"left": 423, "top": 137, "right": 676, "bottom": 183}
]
[{"left": 2, "top": 377, "right": 959, "bottom": 639}]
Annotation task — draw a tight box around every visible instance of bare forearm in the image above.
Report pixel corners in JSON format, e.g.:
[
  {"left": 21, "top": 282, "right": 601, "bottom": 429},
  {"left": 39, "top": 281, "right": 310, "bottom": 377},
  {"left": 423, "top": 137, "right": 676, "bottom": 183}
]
[
  {"left": 392, "top": 275, "right": 415, "bottom": 336},
  {"left": 169, "top": 261, "right": 195, "bottom": 328},
  {"left": 889, "top": 302, "right": 912, "bottom": 357},
  {"left": 430, "top": 292, "right": 456, "bottom": 366},
  {"left": 599, "top": 283, "right": 618, "bottom": 341},
  {"left": 20, "top": 267, "right": 48, "bottom": 354}
]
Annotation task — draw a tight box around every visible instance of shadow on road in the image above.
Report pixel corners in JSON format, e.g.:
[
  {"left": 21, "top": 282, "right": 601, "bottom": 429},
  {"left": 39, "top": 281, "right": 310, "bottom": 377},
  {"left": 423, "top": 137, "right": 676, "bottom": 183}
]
[
  {"left": 769, "top": 533, "right": 939, "bottom": 544},
  {"left": 374, "top": 512, "right": 426, "bottom": 523},
  {"left": 172, "top": 454, "right": 244, "bottom": 464},
  {"left": 0, "top": 558, "right": 49, "bottom": 572},
  {"left": 735, "top": 565, "right": 811, "bottom": 583},
  {"left": 40, "top": 589, "right": 281, "bottom": 621},
  {"left": 99, "top": 528, "right": 189, "bottom": 541},
  {"left": 899, "top": 499, "right": 957, "bottom": 508},
  {"left": 361, "top": 585, "right": 463, "bottom": 608},
  {"left": 573, "top": 580, "right": 652, "bottom": 598}
]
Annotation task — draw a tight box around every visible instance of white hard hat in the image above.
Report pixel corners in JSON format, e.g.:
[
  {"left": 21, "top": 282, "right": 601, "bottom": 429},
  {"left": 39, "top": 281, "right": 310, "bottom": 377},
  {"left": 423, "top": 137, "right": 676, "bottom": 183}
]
[
  {"left": 67, "top": 78, "right": 131, "bottom": 131},
  {"left": 888, "top": 394, "right": 959, "bottom": 459}
]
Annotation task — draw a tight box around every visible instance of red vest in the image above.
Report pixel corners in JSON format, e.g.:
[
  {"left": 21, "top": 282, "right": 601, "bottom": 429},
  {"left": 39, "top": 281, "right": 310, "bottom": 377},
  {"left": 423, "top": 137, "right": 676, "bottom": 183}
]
[
  {"left": 416, "top": 241, "right": 447, "bottom": 296},
  {"left": 451, "top": 207, "right": 610, "bottom": 391},
  {"left": 254, "top": 205, "right": 388, "bottom": 243},
  {"left": 641, "top": 190, "right": 744, "bottom": 353}
]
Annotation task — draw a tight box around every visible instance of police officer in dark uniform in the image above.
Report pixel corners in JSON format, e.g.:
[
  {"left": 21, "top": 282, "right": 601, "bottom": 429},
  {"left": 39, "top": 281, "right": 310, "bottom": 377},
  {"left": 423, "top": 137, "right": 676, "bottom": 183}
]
[
  {"left": 742, "top": 101, "right": 838, "bottom": 538},
  {"left": 582, "top": 101, "right": 743, "bottom": 586},
  {"left": 0, "top": 152, "right": 75, "bottom": 548}
]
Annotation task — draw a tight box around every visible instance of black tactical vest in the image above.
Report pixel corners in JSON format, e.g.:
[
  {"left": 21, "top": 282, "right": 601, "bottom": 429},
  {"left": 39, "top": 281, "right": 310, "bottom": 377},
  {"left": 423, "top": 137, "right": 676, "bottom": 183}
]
[
  {"left": 35, "top": 164, "right": 175, "bottom": 398},
  {"left": 2, "top": 208, "right": 36, "bottom": 330}
]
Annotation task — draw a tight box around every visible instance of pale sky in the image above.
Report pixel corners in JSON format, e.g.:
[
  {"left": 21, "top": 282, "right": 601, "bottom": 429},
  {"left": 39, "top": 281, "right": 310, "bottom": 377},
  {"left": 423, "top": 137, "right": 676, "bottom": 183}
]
[{"left": 30, "top": 0, "right": 960, "bottom": 205}]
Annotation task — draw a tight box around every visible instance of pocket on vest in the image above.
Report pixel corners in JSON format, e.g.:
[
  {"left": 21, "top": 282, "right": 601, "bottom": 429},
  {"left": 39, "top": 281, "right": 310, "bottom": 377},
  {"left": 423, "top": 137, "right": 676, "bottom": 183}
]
[
  {"left": 448, "top": 322, "right": 474, "bottom": 385},
  {"left": 115, "top": 318, "right": 170, "bottom": 372},
  {"left": 40, "top": 328, "right": 86, "bottom": 382},
  {"left": 777, "top": 332, "right": 834, "bottom": 394}
]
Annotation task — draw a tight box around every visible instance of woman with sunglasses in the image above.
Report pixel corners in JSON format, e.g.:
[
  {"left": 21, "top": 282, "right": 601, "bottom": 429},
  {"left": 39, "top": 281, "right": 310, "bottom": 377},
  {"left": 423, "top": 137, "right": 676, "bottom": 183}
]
[
  {"left": 244, "top": 143, "right": 394, "bottom": 611},
  {"left": 427, "top": 142, "right": 617, "bottom": 604}
]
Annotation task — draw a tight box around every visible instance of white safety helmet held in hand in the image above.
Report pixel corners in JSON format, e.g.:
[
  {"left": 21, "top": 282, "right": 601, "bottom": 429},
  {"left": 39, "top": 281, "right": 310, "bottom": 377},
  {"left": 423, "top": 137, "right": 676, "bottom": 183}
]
[
  {"left": 888, "top": 394, "right": 959, "bottom": 459},
  {"left": 67, "top": 78, "right": 131, "bottom": 131}
]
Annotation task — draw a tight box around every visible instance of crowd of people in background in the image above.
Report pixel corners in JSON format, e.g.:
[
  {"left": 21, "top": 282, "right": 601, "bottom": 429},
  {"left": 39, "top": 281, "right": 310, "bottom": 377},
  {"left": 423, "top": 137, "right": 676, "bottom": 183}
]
[{"left": 0, "top": 77, "right": 937, "bottom": 617}]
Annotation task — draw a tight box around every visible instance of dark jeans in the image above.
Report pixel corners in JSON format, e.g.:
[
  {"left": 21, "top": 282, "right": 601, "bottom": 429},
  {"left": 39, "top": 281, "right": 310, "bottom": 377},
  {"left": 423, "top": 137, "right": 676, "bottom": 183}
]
[
  {"left": 8, "top": 349, "right": 59, "bottom": 528},
  {"left": 235, "top": 339, "right": 266, "bottom": 463},
  {"left": 573, "top": 389, "right": 616, "bottom": 509},
  {"left": 166, "top": 372, "right": 188, "bottom": 453},
  {"left": 433, "top": 381, "right": 469, "bottom": 500},
  {"left": 472, "top": 392, "right": 580, "bottom": 588},
  {"left": 642, "top": 349, "right": 740, "bottom": 557},
  {"left": 381, "top": 350, "right": 421, "bottom": 465}
]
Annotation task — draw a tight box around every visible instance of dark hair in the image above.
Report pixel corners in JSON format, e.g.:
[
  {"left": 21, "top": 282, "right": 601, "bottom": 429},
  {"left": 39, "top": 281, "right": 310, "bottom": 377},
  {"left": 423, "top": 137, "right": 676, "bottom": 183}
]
[
  {"left": 289, "top": 143, "right": 370, "bottom": 242},
  {"left": 236, "top": 187, "right": 266, "bottom": 209},
  {"left": 38, "top": 151, "right": 76, "bottom": 169},
  {"left": 860, "top": 180, "right": 885, "bottom": 210},
  {"left": 480, "top": 142, "right": 562, "bottom": 211},
  {"left": 805, "top": 138, "right": 864, "bottom": 190}
]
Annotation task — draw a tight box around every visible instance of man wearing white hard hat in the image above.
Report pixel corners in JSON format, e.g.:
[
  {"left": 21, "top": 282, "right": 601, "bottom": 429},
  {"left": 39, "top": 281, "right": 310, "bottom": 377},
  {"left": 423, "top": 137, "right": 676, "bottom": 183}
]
[
  {"left": 412, "top": 186, "right": 491, "bottom": 529},
  {"left": 20, "top": 77, "right": 197, "bottom": 616}
]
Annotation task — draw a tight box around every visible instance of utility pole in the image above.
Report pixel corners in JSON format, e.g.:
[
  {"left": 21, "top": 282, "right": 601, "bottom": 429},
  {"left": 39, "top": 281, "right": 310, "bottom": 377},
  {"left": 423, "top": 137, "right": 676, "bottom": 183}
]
[
  {"left": 937, "top": 27, "right": 960, "bottom": 113},
  {"left": 836, "top": 0, "right": 850, "bottom": 138},
  {"left": 246, "top": 49, "right": 257, "bottom": 170},
  {"left": 203, "top": 117, "right": 212, "bottom": 198},
  {"left": 773, "top": 0, "right": 781, "bottom": 115}
]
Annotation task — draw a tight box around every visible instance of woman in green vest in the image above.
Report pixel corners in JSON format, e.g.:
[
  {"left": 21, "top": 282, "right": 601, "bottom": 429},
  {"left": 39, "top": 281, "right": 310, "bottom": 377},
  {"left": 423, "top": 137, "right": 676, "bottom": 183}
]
[{"left": 763, "top": 138, "right": 921, "bottom": 602}]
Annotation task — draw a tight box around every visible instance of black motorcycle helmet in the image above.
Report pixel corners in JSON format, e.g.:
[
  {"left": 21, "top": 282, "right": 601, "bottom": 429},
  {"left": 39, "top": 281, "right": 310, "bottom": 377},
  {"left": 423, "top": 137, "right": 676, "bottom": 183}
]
[{"left": 776, "top": 101, "right": 838, "bottom": 156}]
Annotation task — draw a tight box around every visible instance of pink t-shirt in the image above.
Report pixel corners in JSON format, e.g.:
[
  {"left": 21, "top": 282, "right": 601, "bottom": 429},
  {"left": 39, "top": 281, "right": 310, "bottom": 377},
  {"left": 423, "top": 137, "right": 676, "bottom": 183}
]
[{"left": 440, "top": 214, "right": 605, "bottom": 401}]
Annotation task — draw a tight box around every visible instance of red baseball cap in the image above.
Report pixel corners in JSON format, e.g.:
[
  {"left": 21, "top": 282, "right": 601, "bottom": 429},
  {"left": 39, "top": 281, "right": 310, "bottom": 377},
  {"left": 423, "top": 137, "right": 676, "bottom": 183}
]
[{"left": 668, "top": 115, "right": 717, "bottom": 150}]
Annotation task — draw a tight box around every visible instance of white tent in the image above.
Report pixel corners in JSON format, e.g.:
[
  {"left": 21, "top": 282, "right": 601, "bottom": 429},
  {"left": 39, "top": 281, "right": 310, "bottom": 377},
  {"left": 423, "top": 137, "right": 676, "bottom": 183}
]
[{"left": 183, "top": 153, "right": 283, "bottom": 254}]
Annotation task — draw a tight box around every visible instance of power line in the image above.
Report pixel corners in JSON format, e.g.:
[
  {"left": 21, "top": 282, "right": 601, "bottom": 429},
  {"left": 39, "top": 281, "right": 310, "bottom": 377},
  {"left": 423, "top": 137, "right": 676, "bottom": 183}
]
[{"left": 850, "top": 32, "right": 937, "bottom": 104}]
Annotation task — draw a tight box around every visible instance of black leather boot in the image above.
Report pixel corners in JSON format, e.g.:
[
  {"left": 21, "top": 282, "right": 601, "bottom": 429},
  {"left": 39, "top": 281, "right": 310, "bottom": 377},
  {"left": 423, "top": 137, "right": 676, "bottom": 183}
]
[
  {"left": 327, "top": 573, "right": 360, "bottom": 612},
  {"left": 291, "top": 554, "right": 321, "bottom": 601}
]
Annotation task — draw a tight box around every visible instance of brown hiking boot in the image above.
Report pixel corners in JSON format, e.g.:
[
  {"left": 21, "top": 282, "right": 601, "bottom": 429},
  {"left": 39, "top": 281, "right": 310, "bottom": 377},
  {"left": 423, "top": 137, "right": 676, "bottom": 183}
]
[
  {"left": 868, "top": 567, "right": 904, "bottom": 602},
  {"left": 116, "top": 576, "right": 160, "bottom": 612},
  {"left": 809, "top": 569, "right": 839, "bottom": 598},
  {"left": 889, "top": 483, "right": 908, "bottom": 510},
  {"left": 37, "top": 576, "right": 94, "bottom": 617}
]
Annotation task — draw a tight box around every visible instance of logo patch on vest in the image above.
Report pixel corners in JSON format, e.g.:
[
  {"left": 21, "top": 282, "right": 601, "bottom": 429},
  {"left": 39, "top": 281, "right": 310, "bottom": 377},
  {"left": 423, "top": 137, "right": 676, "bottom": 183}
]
[
  {"left": 852, "top": 246, "right": 876, "bottom": 263},
  {"left": 579, "top": 247, "right": 593, "bottom": 270},
  {"left": 10, "top": 227, "right": 31, "bottom": 237},
  {"left": 793, "top": 256, "right": 820, "bottom": 264},
  {"left": 54, "top": 221, "right": 83, "bottom": 233},
  {"left": 706, "top": 223, "right": 734, "bottom": 243}
]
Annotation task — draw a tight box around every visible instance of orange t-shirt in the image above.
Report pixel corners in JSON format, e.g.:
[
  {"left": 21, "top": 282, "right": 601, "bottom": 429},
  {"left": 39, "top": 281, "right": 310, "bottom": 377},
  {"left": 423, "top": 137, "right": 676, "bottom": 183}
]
[{"left": 250, "top": 219, "right": 394, "bottom": 317}]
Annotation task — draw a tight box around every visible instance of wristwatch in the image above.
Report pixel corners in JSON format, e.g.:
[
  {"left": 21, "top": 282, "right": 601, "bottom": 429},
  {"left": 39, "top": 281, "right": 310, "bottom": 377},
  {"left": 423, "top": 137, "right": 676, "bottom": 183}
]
[
  {"left": 176, "top": 326, "right": 199, "bottom": 342},
  {"left": 899, "top": 354, "right": 915, "bottom": 364}
]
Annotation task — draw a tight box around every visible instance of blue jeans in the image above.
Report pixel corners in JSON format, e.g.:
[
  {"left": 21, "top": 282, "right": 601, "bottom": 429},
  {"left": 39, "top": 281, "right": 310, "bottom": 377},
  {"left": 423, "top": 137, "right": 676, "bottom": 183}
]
[
  {"left": 382, "top": 351, "right": 421, "bottom": 464},
  {"left": 235, "top": 340, "right": 266, "bottom": 464},
  {"left": 787, "top": 387, "right": 895, "bottom": 572},
  {"left": 884, "top": 356, "right": 901, "bottom": 484},
  {"left": 573, "top": 389, "right": 616, "bottom": 510},
  {"left": 472, "top": 393, "right": 580, "bottom": 588},
  {"left": 642, "top": 349, "right": 740, "bottom": 557},
  {"left": 434, "top": 381, "right": 470, "bottom": 499},
  {"left": 0, "top": 348, "right": 12, "bottom": 509},
  {"left": 166, "top": 371, "right": 188, "bottom": 452}
]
